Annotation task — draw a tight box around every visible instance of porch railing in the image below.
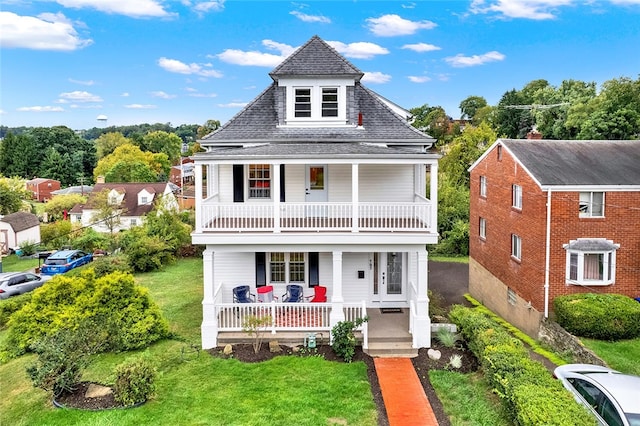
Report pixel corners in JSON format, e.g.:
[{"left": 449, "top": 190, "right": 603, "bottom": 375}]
[{"left": 200, "top": 202, "right": 432, "bottom": 232}]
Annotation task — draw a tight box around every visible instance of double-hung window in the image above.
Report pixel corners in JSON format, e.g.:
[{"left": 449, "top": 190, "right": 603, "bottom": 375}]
[
  {"left": 511, "top": 234, "right": 522, "bottom": 260},
  {"left": 269, "top": 252, "right": 306, "bottom": 284},
  {"left": 294, "top": 88, "right": 312, "bottom": 118},
  {"left": 579, "top": 192, "right": 604, "bottom": 217},
  {"left": 321, "top": 88, "right": 338, "bottom": 117},
  {"left": 479, "top": 217, "right": 486, "bottom": 239},
  {"left": 512, "top": 184, "right": 522, "bottom": 209},
  {"left": 479, "top": 176, "right": 487, "bottom": 198},
  {"left": 564, "top": 239, "right": 618, "bottom": 286},
  {"left": 248, "top": 164, "right": 271, "bottom": 199}
]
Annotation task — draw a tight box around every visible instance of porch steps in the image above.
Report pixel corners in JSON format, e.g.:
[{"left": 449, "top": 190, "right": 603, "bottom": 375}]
[{"left": 365, "top": 336, "right": 418, "bottom": 358}]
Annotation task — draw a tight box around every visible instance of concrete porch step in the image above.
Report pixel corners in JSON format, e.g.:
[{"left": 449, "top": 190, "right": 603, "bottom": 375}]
[{"left": 365, "top": 340, "right": 418, "bottom": 358}]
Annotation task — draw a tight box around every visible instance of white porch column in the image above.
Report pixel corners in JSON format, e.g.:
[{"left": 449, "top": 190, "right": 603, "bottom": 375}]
[
  {"left": 413, "top": 248, "right": 431, "bottom": 348},
  {"left": 429, "top": 162, "right": 438, "bottom": 234},
  {"left": 329, "top": 251, "right": 345, "bottom": 329},
  {"left": 273, "top": 163, "right": 281, "bottom": 233},
  {"left": 201, "top": 249, "right": 218, "bottom": 348},
  {"left": 195, "top": 164, "right": 203, "bottom": 233},
  {"left": 351, "top": 164, "right": 359, "bottom": 233}
]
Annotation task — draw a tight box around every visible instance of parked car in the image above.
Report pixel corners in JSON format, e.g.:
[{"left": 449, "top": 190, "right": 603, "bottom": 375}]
[
  {"left": 0, "top": 272, "right": 52, "bottom": 299},
  {"left": 40, "top": 249, "right": 93, "bottom": 275},
  {"left": 554, "top": 364, "right": 640, "bottom": 426}
]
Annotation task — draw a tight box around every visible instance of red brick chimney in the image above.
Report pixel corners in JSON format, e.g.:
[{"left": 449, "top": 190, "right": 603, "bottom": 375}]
[{"left": 527, "top": 129, "right": 543, "bottom": 139}]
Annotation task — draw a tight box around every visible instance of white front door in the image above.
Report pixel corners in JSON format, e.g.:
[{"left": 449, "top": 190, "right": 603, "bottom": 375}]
[
  {"left": 305, "top": 165, "right": 327, "bottom": 203},
  {"left": 373, "top": 252, "right": 405, "bottom": 303}
]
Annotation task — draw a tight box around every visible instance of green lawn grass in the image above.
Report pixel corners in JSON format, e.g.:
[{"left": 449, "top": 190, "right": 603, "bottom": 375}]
[
  {"left": 429, "top": 370, "right": 510, "bottom": 426},
  {"left": 0, "top": 257, "right": 378, "bottom": 426},
  {"left": 582, "top": 337, "right": 640, "bottom": 376},
  {"left": 429, "top": 256, "right": 469, "bottom": 264},
  {"left": 1, "top": 254, "right": 39, "bottom": 272}
]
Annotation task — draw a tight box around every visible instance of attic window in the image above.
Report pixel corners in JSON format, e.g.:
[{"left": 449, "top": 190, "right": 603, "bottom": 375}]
[
  {"left": 321, "top": 88, "right": 338, "bottom": 117},
  {"left": 295, "top": 88, "right": 311, "bottom": 118}
]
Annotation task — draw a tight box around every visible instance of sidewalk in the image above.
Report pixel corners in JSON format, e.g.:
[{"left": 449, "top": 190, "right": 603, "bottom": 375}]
[{"left": 374, "top": 358, "right": 439, "bottom": 426}]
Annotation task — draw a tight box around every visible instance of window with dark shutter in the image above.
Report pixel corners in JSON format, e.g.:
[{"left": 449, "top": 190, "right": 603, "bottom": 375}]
[
  {"left": 280, "top": 164, "right": 286, "bottom": 202},
  {"left": 309, "top": 252, "right": 319, "bottom": 286},
  {"left": 233, "top": 165, "right": 244, "bottom": 202}
]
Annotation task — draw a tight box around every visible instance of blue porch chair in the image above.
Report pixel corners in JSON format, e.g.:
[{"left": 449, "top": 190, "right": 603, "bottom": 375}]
[
  {"left": 233, "top": 285, "right": 256, "bottom": 303},
  {"left": 282, "top": 284, "right": 304, "bottom": 302}
]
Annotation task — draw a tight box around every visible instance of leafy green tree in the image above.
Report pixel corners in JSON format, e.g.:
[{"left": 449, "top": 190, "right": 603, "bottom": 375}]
[
  {"left": 410, "top": 104, "right": 455, "bottom": 145},
  {"left": 0, "top": 133, "right": 37, "bottom": 177},
  {"left": 40, "top": 221, "right": 75, "bottom": 250},
  {"left": 143, "top": 208, "right": 192, "bottom": 255},
  {"left": 197, "top": 119, "right": 221, "bottom": 139},
  {"left": 95, "top": 132, "right": 131, "bottom": 159},
  {"left": 440, "top": 122, "right": 496, "bottom": 187},
  {"left": 0, "top": 176, "right": 30, "bottom": 214},
  {"left": 43, "top": 194, "right": 87, "bottom": 221},
  {"left": 94, "top": 143, "right": 170, "bottom": 182},
  {"left": 141, "top": 130, "right": 182, "bottom": 164},
  {"left": 104, "top": 161, "right": 157, "bottom": 183},
  {"left": 39, "top": 148, "right": 77, "bottom": 187},
  {"left": 89, "top": 189, "right": 123, "bottom": 234},
  {"left": 459, "top": 96, "right": 488, "bottom": 120}
]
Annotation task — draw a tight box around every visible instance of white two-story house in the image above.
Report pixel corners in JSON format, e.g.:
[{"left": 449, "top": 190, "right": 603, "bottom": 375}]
[{"left": 192, "top": 36, "right": 440, "bottom": 352}]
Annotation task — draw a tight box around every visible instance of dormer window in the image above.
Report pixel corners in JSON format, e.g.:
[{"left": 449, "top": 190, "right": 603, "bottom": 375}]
[
  {"left": 295, "top": 88, "right": 311, "bottom": 117},
  {"left": 280, "top": 78, "right": 351, "bottom": 127},
  {"left": 322, "top": 88, "right": 338, "bottom": 117}
]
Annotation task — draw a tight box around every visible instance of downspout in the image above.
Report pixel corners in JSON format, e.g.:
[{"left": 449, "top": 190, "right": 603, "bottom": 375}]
[{"left": 544, "top": 189, "right": 551, "bottom": 318}]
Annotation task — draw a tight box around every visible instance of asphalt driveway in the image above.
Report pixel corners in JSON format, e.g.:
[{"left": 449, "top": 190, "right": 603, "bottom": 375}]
[{"left": 428, "top": 260, "right": 469, "bottom": 307}]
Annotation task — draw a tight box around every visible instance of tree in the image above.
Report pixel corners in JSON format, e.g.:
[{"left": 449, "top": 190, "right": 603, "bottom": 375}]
[
  {"left": 39, "top": 148, "right": 76, "bottom": 187},
  {"left": 459, "top": 96, "right": 488, "bottom": 120},
  {"left": 410, "top": 104, "right": 454, "bottom": 145},
  {"left": 95, "top": 132, "right": 131, "bottom": 159},
  {"left": 90, "top": 189, "right": 124, "bottom": 234},
  {"left": 440, "top": 122, "right": 497, "bottom": 187},
  {"left": 141, "top": 131, "right": 182, "bottom": 164},
  {"left": 94, "top": 143, "right": 170, "bottom": 183},
  {"left": 44, "top": 194, "right": 87, "bottom": 221},
  {"left": 0, "top": 133, "right": 37, "bottom": 177},
  {"left": 197, "top": 119, "right": 221, "bottom": 139},
  {"left": 0, "top": 176, "right": 30, "bottom": 214},
  {"left": 104, "top": 161, "right": 158, "bottom": 183}
]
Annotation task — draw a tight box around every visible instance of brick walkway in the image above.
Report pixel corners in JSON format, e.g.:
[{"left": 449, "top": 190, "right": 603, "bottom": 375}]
[{"left": 374, "top": 358, "right": 439, "bottom": 426}]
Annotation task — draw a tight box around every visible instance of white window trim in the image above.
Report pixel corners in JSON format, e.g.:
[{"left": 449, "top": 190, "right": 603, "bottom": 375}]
[
  {"left": 480, "top": 176, "right": 487, "bottom": 198},
  {"left": 579, "top": 192, "right": 605, "bottom": 218},
  {"left": 268, "top": 252, "right": 307, "bottom": 285},
  {"left": 512, "top": 184, "right": 522, "bottom": 210},
  {"left": 279, "top": 77, "right": 351, "bottom": 127},
  {"left": 247, "top": 164, "right": 272, "bottom": 201},
  {"left": 479, "top": 217, "right": 486, "bottom": 239},
  {"left": 564, "top": 240, "right": 618, "bottom": 286},
  {"left": 511, "top": 234, "right": 522, "bottom": 261}
]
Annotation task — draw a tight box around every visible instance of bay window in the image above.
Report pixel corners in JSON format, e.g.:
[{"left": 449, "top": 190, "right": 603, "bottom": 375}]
[{"left": 564, "top": 239, "right": 619, "bottom": 285}]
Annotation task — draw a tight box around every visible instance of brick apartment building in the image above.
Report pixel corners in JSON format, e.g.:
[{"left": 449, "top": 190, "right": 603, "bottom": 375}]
[
  {"left": 468, "top": 138, "right": 640, "bottom": 337},
  {"left": 26, "top": 178, "right": 61, "bottom": 202}
]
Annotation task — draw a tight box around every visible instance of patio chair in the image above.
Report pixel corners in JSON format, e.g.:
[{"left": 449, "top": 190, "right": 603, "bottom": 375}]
[
  {"left": 282, "top": 284, "right": 304, "bottom": 302},
  {"left": 305, "top": 285, "right": 327, "bottom": 303},
  {"left": 233, "top": 285, "right": 256, "bottom": 303}
]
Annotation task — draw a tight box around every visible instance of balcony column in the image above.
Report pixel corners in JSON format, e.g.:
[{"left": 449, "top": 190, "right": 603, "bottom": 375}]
[
  {"left": 351, "top": 163, "right": 359, "bottom": 233},
  {"left": 195, "top": 164, "right": 203, "bottom": 233},
  {"left": 413, "top": 248, "right": 431, "bottom": 347},
  {"left": 273, "top": 162, "right": 281, "bottom": 233},
  {"left": 429, "top": 162, "right": 438, "bottom": 234},
  {"left": 329, "top": 251, "right": 345, "bottom": 333},
  {"left": 201, "top": 249, "right": 218, "bottom": 348}
]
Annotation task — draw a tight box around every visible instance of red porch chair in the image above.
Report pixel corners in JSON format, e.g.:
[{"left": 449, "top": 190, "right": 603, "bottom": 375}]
[{"left": 305, "top": 285, "right": 327, "bottom": 303}]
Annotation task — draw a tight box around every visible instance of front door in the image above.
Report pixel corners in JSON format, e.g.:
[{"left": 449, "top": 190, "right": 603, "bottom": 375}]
[
  {"left": 373, "top": 252, "right": 405, "bottom": 303},
  {"left": 305, "top": 165, "right": 327, "bottom": 203}
]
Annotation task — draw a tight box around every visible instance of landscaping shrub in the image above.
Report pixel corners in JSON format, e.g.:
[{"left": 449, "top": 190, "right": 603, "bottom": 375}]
[
  {"left": 40, "top": 221, "right": 74, "bottom": 250},
  {"left": 554, "top": 293, "right": 640, "bottom": 340},
  {"left": 449, "top": 305, "right": 596, "bottom": 426},
  {"left": 114, "top": 357, "right": 157, "bottom": 406},
  {"left": 72, "top": 228, "right": 111, "bottom": 253},
  {"left": 92, "top": 253, "right": 132, "bottom": 277},
  {"left": 331, "top": 317, "right": 367, "bottom": 362},
  {"left": 5, "top": 270, "right": 169, "bottom": 356},
  {"left": 0, "top": 292, "right": 32, "bottom": 329},
  {"left": 120, "top": 228, "right": 175, "bottom": 272}
]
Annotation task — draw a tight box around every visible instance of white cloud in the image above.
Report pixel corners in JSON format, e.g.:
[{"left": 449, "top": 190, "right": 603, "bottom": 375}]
[
  {"left": 408, "top": 76, "right": 431, "bottom": 83},
  {"left": 402, "top": 43, "right": 441, "bottom": 53},
  {"left": 193, "top": 1, "right": 225, "bottom": 13},
  {"left": 366, "top": 14, "right": 437, "bottom": 36},
  {"left": 290, "top": 10, "right": 331, "bottom": 23},
  {"left": 327, "top": 41, "right": 389, "bottom": 59},
  {"left": 217, "top": 40, "right": 296, "bottom": 67},
  {"left": 56, "top": 0, "right": 171, "bottom": 18},
  {"left": 362, "top": 71, "right": 391, "bottom": 84},
  {"left": 69, "top": 78, "right": 95, "bottom": 85},
  {"left": 121, "top": 92, "right": 130, "bottom": 97},
  {"left": 188, "top": 92, "right": 218, "bottom": 98},
  {"left": 0, "top": 11, "right": 92, "bottom": 51},
  {"left": 0, "top": 109, "right": 5, "bottom": 115},
  {"left": 17, "top": 106, "right": 65, "bottom": 112},
  {"left": 150, "top": 90, "right": 177, "bottom": 99},
  {"left": 59, "top": 90, "right": 103, "bottom": 102},
  {"left": 124, "top": 104, "right": 157, "bottom": 109},
  {"left": 445, "top": 51, "right": 506, "bottom": 67},
  {"left": 469, "top": 0, "right": 572, "bottom": 20},
  {"left": 69, "top": 104, "right": 103, "bottom": 109},
  {"left": 402, "top": 2, "right": 417, "bottom": 9},
  {"left": 158, "top": 57, "right": 223, "bottom": 77},
  {"left": 217, "top": 102, "right": 247, "bottom": 108}
]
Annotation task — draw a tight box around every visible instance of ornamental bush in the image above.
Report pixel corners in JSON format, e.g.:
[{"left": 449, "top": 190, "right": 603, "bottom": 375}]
[
  {"left": 114, "top": 357, "right": 157, "bottom": 406},
  {"left": 5, "top": 270, "right": 169, "bottom": 356},
  {"left": 331, "top": 317, "right": 367, "bottom": 362},
  {"left": 553, "top": 293, "right": 640, "bottom": 340},
  {"left": 0, "top": 292, "right": 31, "bottom": 329}
]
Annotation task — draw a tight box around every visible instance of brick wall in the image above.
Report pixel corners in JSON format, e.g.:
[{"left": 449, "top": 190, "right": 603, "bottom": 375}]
[{"left": 470, "top": 142, "right": 640, "bottom": 331}]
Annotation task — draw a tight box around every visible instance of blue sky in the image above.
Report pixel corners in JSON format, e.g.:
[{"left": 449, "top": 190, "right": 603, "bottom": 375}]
[{"left": 1, "top": 0, "right": 639, "bottom": 130}]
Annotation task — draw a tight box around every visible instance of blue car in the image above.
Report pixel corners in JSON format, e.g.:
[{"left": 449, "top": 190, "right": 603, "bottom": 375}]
[{"left": 41, "top": 250, "right": 93, "bottom": 275}]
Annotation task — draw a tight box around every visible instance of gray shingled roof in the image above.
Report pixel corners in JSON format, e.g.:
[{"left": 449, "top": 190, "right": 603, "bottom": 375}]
[
  {"left": 201, "top": 84, "right": 432, "bottom": 144},
  {"left": 564, "top": 238, "right": 619, "bottom": 251},
  {"left": 0, "top": 212, "right": 40, "bottom": 232},
  {"left": 502, "top": 139, "right": 640, "bottom": 186},
  {"left": 269, "top": 35, "right": 363, "bottom": 79}
]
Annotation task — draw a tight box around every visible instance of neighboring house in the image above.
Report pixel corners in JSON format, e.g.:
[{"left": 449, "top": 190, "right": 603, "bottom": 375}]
[
  {"left": 169, "top": 158, "right": 195, "bottom": 187},
  {"left": 468, "top": 138, "right": 640, "bottom": 337},
  {"left": 73, "top": 182, "right": 179, "bottom": 232},
  {"left": 191, "top": 36, "right": 440, "bottom": 352},
  {"left": 26, "top": 178, "right": 61, "bottom": 202},
  {"left": 51, "top": 185, "right": 94, "bottom": 196},
  {"left": 0, "top": 212, "right": 41, "bottom": 254}
]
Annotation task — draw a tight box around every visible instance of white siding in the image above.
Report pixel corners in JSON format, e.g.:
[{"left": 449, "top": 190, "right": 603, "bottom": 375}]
[
  {"left": 328, "top": 165, "right": 351, "bottom": 202},
  {"left": 284, "top": 165, "right": 305, "bottom": 202},
  {"left": 359, "top": 164, "right": 414, "bottom": 202},
  {"left": 218, "top": 164, "right": 234, "bottom": 203},
  {"left": 213, "top": 252, "right": 256, "bottom": 303},
  {"left": 341, "top": 252, "right": 370, "bottom": 302}
]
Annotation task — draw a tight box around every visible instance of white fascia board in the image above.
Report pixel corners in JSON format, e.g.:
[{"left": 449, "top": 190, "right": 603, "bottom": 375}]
[
  {"left": 542, "top": 185, "right": 640, "bottom": 192},
  {"left": 192, "top": 233, "right": 438, "bottom": 247},
  {"left": 196, "top": 241, "right": 431, "bottom": 254}
]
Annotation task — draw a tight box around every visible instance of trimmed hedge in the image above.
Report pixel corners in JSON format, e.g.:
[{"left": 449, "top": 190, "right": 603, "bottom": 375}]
[
  {"left": 0, "top": 292, "right": 32, "bottom": 329},
  {"left": 554, "top": 293, "right": 640, "bottom": 340},
  {"left": 449, "top": 305, "right": 596, "bottom": 426}
]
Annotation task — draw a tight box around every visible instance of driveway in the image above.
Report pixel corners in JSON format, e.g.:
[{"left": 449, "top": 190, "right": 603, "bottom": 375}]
[{"left": 428, "top": 260, "right": 469, "bottom": 307}]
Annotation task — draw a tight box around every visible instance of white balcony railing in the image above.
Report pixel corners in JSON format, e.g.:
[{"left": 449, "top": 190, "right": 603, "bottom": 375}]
[{"left": 200, "top": 202, "right": 432, "bottom": 232}]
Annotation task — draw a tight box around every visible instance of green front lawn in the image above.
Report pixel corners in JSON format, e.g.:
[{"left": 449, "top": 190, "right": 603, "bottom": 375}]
[
  {"left": 0, "top": 258, "right": 378, "bottom": 426},
  {"left": 582, "top": 337, "right": 640, "bottom": 376},
  {"left": 1, "top": 254, "right": 39, "bottom": 272}
]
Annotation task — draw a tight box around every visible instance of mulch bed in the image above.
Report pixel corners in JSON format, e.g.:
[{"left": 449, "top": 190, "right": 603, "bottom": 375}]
[
  {"left": 209, "top": 342, "right": 479, "bottom": 426},
  {"left": 53, "top": 382, "right": 120, "bottom": 410}
]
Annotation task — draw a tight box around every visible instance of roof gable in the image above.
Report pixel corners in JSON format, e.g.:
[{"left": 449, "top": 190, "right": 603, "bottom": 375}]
[
  {"left": 0, "top": 212, "right": 40, "bottom": 232},
  {"left": 269, "top": 35, "right": 363, "bottom": 80},
  {"left": 86, "top": 183, "right": 173, "bottom": 217}
]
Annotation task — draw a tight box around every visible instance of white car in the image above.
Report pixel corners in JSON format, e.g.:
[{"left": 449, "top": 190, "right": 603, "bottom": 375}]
[
  {"left": 554, "top": 364, "right": 640, "bottom": 426},
  {"left": 0, "top": 272, "right": 52, "bottom": 299}
]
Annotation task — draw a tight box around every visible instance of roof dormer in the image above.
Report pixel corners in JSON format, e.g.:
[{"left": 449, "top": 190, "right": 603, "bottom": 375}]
[{"left": 137, "top": 188, "right": 155, "bottom": 206}]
